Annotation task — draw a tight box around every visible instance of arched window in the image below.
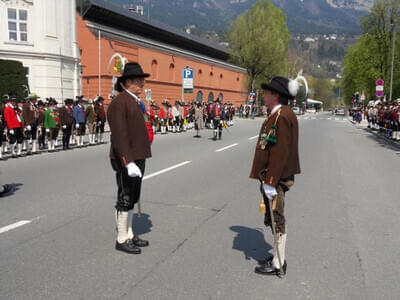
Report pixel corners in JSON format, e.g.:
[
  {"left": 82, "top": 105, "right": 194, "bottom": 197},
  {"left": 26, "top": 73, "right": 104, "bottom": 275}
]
[
  {"left": 198, "top": 69, "right": 203, "bottom": 76},
  {"left": 208, "top": 92, "right": 214, "bottom": 103},
  {"left": 218, "top": 93, "right": 223, "bottom": 102},
  {"left": 151, "top": 60, "right": 158, "bottom": 79},
  {"left": 220, "top": 74, "right": 223, "bottom": 79},
  {"left": 196, "top": 91, "right": 203, "bottom": 103},
  {"left": 169, "top": 63, "right": 175, "bottom": 81}
]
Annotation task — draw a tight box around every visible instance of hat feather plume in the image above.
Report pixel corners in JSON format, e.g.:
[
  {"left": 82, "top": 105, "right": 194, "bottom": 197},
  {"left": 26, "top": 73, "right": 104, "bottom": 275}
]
[{"left": 288, "top": 79, "right": 299, "bottom": 97}]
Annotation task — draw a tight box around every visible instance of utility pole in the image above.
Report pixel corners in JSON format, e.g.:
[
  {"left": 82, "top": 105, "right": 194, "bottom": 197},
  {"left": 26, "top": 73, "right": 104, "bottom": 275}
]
[{"left": 389, "top": 6, "right": 396, "bottom": 103}]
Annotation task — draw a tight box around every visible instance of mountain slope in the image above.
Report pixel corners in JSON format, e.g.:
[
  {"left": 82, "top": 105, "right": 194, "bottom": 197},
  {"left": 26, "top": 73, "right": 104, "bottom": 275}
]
[{"left": 107, "top": 0, "right": 372, "bottom": 34}]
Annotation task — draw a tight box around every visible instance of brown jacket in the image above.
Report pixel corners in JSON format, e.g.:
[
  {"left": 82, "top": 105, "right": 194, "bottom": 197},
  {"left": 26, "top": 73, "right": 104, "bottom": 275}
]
[
  {"left": 250, "top": 105, "right": 300, "bottom": 187},
  {"left": 58, "top": 106, "right": 74, "bottom": 126},
  {"left": 107, "top": 90, "right": 152, "bottom": 165},
  {"left": 22, "top": 101, "right": 39, "bottom": 126}
]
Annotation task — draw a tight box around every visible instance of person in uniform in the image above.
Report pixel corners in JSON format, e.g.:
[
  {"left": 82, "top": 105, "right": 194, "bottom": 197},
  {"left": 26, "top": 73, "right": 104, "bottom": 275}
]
[
  {"left": 94, "top": 96, "right": 106, "bottom": 144},
  {"left": 250, "top": 76, "right": 301, "bottom": 275},
  {"left": 59, "top": 99, "right": 75, "bottom": 150},
  {"left": 0, "top": 95, "right": 8, "bottom": 160},
  {"left": 194, "top": 101, "right": 204, "bottom": 138},
  {"left": 22, "top": 93, "right": 40, "bottom": 155},
  {"left": 4, "top": 94, "right": 24, "bottom": 158},
  {"left": 107, "top": 62, "right": 152, "bottom": 254},
  {"left": 73, "top": 96, "right": 86, "bottom": 147},
  {"left": 86, "top": 99, "right": 97, "bottom": 145},
  {"left": 211, "top": 99, "right": 223, "bottom": 140},
  {"left": 37, "top": 100, "right": 46, "bottom": 150},
  {"left": 44, "top": 98, "right": 60, "bottom": 152},
  {"left": 159, "top": 100, "right": 168, "bottom": 134}
]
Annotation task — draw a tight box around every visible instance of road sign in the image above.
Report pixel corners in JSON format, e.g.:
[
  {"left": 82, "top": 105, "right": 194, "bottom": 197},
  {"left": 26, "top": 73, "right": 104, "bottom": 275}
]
[
  {"left": 183, "top": 68, "right": 194, "bottom": 93},
  {"left": 376, "top": 78, "right": 384, "bottom": 98}
]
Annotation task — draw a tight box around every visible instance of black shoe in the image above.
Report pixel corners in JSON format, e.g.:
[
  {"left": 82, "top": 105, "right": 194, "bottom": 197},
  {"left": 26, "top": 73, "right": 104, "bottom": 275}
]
[
  {"left": 0, "top": 184, "right": 13, "bottom": 197},
  {"left": 257, "top": 255, "right": 273, "bottom": 265},
  {"left": 115, "top": 240, "right": 142, "bottom": 254},
  {"left": 254, "top": 260, "right": 287, "bottom": 276},
  {"left": 131, "top": 235, "right": 149, "bottom": 247}
]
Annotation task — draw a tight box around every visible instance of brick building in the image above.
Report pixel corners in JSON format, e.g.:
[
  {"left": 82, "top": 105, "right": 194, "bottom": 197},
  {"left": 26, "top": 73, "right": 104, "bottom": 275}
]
[{"left": 77, "top": 0, "right": 248, "bottom": 107}]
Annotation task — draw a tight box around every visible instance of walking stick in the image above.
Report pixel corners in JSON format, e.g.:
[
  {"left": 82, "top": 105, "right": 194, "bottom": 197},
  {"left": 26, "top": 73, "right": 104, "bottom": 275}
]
[
  {"left": 137, "top": 199, "right": 142, "bottom": 218},
  {"left": 259, "top": 172, "right": 284, "bottom": 277}
]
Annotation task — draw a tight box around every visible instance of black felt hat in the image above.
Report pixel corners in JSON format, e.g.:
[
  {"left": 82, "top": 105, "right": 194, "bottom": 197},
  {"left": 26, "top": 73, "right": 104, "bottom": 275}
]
[
  {"left": 261, "top": 76, "right": 299, "bottom": 100},
  {"left": 115, "top": 62, "right": 150, "bottom": 92}
]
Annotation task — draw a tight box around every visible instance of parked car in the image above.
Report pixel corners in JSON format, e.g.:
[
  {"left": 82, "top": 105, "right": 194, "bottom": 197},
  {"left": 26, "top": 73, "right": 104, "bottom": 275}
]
[
  {"left": 335, "top": 107, "right": 345, "bottom": 116},
  {"left": 292, "top": 106, "right": 301, "bottom": 115}
]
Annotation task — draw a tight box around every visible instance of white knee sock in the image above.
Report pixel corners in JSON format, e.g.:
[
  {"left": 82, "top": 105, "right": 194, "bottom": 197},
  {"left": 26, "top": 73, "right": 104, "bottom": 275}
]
[
  {"left": 17, "top": 143, "right": 22, "bottom": 155},
  {"left": 116, "top": 210, "right": 129, "bottom": 243},
  {"left": 11, "top": 143, "right": 16, "bottom": 155},
  {"left": 272, "top": 233, "right": 287, "bottom": 269}
]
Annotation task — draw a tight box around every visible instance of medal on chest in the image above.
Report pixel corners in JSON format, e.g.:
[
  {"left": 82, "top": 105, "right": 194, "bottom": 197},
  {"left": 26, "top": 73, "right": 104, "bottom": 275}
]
[{"left": 259, "top": 109, "right": 281, "bottom": 150}]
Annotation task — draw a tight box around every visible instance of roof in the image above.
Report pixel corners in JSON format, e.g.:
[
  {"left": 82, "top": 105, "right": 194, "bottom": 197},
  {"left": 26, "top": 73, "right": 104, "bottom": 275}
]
[{"left": 79, "top": 0, "right": 230, "bottom": 61}]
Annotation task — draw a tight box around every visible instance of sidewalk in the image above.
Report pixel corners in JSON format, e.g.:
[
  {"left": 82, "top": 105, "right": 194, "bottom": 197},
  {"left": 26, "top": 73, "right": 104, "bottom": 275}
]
[{"left": 348, "top": 117, "right": 400, "bottom": 149}]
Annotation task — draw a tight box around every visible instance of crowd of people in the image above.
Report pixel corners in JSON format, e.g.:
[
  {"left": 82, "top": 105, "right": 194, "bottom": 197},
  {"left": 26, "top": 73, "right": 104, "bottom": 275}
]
[
  {"left": 0, "top": 93, "right": 239, "bottom": 160},
  {"left": 365, "top": 99, "right": 400, "bottom": 141},
  {"left": 0, "top": 93, "right": 106, "bottom": 160},
  {"left": 147, "top": 99, "right": 236, "bottom": 140}
]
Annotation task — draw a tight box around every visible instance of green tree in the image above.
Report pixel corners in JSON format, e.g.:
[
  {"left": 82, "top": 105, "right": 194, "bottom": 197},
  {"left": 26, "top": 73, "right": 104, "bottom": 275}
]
[
  {"left": 0, "top": 59, "right": 28, "bottom": 98},
  {"left": 343, "top": 0, "right": 400, "bottom": 104},
  {"left": 228, "top": 0, "right": 289, "bottom": 94}
]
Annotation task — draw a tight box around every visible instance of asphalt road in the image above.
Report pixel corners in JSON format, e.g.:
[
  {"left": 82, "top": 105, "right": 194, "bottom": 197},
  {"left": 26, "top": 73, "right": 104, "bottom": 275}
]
[{"left": 1, "top": 113, "right": 399, "bottom": 300}]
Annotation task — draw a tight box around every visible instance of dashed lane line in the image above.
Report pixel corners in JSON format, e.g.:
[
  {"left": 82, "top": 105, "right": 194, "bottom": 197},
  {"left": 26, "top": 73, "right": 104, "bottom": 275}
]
[
  {"left": 143, "top": 161, "right": 192, "bottom": 181},
  {"left": 248, "top": 135, "right": 259, "bottom": 140},
  {"left": 215, "top": 143, "right": 239, "bottom": 152},
  {"left": 0, "top": 220, "right": 32, "bottom": 235}
]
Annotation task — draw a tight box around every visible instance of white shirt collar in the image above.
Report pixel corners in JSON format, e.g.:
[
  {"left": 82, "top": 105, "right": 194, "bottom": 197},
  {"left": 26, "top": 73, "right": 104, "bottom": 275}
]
[
  {"left": 125, "top": 89, "right": 140, "bottom": 101},
  {"left": 270, "top": 104, "right": 282, "bottom": 116}
]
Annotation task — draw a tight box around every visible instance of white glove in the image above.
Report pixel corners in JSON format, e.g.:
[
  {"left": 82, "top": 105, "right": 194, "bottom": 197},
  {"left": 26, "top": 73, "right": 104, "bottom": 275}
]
[
  {"left": 126, "top": 162, "right": 142, "bottom": 178},
  {"left": 26, "top": 125, "right": 31, "bottom": 131},
  {"left": 75, "top": 123, "right": 80, "bottom": 129},
  {"left": 9, "top": 129, "right": 15, "bottom": 135},
  {"left": 45, "top": 128, "right": 50, "bottom": 133},
  {"left": 263, "top": 184, "right": 278, "bottom": 200},
  {"left": 62, "top": 125, "right": 67, "bottom": 129}
]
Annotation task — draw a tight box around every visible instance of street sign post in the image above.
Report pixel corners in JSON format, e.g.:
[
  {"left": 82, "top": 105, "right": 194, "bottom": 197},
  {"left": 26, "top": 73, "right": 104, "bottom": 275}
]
[
  {"left": 376, "top": 79, "right": 384, "bottom": 98},
  {"left": 182, "top": 67, "right": 194, "bottom": 102}
]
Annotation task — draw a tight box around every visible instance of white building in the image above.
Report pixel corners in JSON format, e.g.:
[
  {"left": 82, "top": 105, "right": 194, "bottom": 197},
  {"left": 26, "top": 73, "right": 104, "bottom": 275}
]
[{"left": 0, "top": 0, "right": 80, "bottom": 102}]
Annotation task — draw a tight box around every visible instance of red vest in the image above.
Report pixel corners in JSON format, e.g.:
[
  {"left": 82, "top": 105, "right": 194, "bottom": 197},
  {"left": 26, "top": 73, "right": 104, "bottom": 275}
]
[{"left": 4, "top": 104, "right": 22, "bottom": 129}]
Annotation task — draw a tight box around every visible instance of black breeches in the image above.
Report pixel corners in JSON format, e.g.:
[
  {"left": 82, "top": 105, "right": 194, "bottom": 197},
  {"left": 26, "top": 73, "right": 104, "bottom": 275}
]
[
  {"left": 8, "top": 128, "right": 24, "bottom": 144},
  {"left": 111, "top": 159, "right": 146, "bottom": 212}
]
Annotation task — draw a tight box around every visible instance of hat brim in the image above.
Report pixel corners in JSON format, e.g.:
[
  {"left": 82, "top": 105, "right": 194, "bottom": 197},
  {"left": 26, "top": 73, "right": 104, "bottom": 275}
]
[{"left": 261, "top": 83, "right": 293, "bottom": 99}]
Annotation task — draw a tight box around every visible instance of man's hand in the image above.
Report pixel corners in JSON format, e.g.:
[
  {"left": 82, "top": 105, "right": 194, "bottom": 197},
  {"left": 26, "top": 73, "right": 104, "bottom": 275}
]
[
  {"left": 45, "top": 128, "right": 50, "bottom": 133},
  {"left": 263, "top": 184, "right": 278, "bottom": 200},
  {"left": 26, "top": 125, "right": 31, "bottom": 131},
  {"left": 62, "top": 125, "right": 67, "bottom": 129},
  {"left": 75, "top": 123, "right": 80, "bottom": 129},
  {"left": 126, "top": 162, "right": 142, "bottom": 178},
  {"left": 9, "top": 129, "right": 14, "bottom": 135}
]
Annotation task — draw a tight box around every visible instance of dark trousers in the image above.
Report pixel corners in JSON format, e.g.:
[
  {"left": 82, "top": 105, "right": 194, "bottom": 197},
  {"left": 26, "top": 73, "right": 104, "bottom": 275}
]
[
  {"left": 25, "top": 125, "right": 38, "bottom": 140},
  {"left": 111, "top": 159, "right": 146, "bottom": 212},
  {"left": 8, "top": 127, "right": 24, "bottom": 144},
  {"left": 38, "top": 126, "right": 45, "bottom": 148},
  {"left": 62, "top": 125, "right": 72, "bottom": 148},
  {"left": 96, "top": 121, "right": 105, "bottom": 134}
]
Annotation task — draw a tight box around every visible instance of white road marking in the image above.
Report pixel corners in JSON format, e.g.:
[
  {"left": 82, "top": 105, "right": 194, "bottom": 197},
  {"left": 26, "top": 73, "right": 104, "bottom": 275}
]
[
  {"left": 248, "top": 135, "right": 258, "bottom": 140},
  {"left": 143, "top": 161, "right": 192, "bottom": 180},
  {"left": 0, "top": 220, "right": 32, "bottom": 235},
  {"left": 335, "top": 118, "right": 339, "bottom": 121},
  {"left": 311, "top": 117, "right": 316, "bottom": 120},
  {"left": 216, "top": 143, "right": 239, "bottom": 152},
  {"left": 304, "top": 117, "right": 309, "bottom": 120}
]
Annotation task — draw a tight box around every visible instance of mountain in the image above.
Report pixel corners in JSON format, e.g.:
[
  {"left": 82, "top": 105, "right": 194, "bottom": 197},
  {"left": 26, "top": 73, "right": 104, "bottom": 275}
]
[{"left": 106, "top": 0, "right": 373, "bottom": 35}]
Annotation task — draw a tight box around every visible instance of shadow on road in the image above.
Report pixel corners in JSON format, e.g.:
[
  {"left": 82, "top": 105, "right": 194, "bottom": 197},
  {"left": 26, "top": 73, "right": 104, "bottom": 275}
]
[
  {"left": 132, "top": 213, "right": 152, "bottom": 235},
  {"left": 0, "top": 183, "right": 23, "bottom": 198},
  {"left": 230, "top": 226, "right": 273, "bottom": 261},
  {"left": 362, "top": 128, "right": 400, "bottom": 152}
]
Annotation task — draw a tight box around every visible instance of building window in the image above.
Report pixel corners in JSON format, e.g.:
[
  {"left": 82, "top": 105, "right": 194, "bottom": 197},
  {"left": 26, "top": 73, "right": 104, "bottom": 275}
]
[
  {"left": 8, "top": 8, "right": 28, "bottom": 42},
  {"left": 218, "top": 93, "right": 224, "bottom": 102},
  {"left": 151, "top": 60, "right": 158, "bottom": 79},
  {"left": 208, "top": 92, "right": 214, "bottom": 103},
  {"left": 169, "top": 63, "right": 175, "bottom": 81},
  {"left": 196, "top": 91, "right": 203, "bottom": 103}
]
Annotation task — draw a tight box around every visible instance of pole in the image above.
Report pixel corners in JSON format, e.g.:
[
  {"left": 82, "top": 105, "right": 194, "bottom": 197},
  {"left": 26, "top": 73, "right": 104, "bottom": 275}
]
[
  {"left": 389, "top": 17, "right": 396, "bottom": 103},
  {"left": 182, "top": 68, "right": 184, "bottom": 103},
  {"left": 60, "top": 47, "right": 64, "bottom": 102},
  {"left": 98, "top": 30, "right": 101, "bottom": 97}
]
